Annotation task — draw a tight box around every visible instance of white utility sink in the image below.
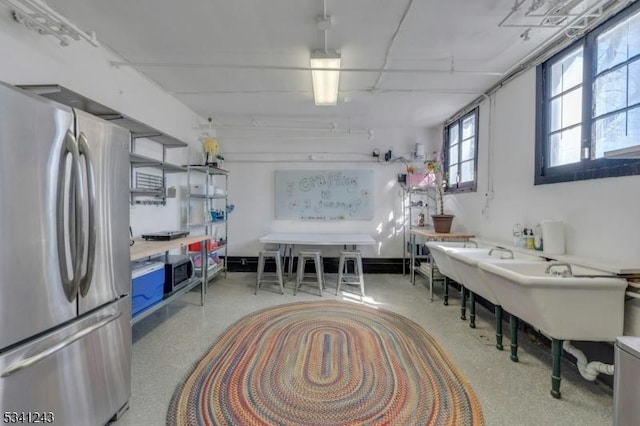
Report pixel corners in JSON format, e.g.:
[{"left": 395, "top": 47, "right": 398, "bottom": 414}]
[
  {"left": 424, "top": 242, "right": 485, "bottom": 283},
  {"left": 477, "top": 261, "right": 627, "bottom": 341},
  {"left": 448, "top": 248, "right": 542, "bottom": 305}
]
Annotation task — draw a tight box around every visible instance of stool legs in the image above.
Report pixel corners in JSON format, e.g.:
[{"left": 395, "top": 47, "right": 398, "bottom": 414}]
[
  {"left": 295, "top": 251, "right": 323, "bottom": 296},
  {"left": 356, "top": 255, "right": 364, "bottom": 297},
  {"left": 255, "top": 254, "right": 265, "bottom": 295},
  {"left": 294, "top": 256, "right": 305, "bottom": 295},
  {"left": 255, "top": 250, "right": 284, "bottom": 295},
  {"left": 336, "top": 255, "right": 346, "bottom": 295},
  {"left": 274, "top": 255, "right": 284, "bottom": 294},
  {"left": 336, "top": 252, "right": 365, "bottom": 297}
]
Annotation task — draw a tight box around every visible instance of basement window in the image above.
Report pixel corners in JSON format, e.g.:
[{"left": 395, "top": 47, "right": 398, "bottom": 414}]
[
  {"left": 444, "top": 108, "right": 478, "bottom": 193},
  {"left": 535, "top": 2, "right": 640, "bottom": 184}
]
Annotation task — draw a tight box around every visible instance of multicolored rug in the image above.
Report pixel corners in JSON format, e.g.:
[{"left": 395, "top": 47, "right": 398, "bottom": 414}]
[{"left": 167, "top": 301, "right": 484, "bottom": 425}]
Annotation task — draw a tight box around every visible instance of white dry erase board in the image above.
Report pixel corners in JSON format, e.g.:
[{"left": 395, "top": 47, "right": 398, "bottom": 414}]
[{"left": 275, "top": 170, "right": 374, "bottom": 220}]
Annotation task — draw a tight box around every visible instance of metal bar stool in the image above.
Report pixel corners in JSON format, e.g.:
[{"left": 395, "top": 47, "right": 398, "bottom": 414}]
[
  {"left": 294, "top": 251, "right": 324, "bottom": 296},
  {"left": 336, "top": 251, "right": 365, "bottom": 297},
  {"left": 255, "top": 249, "right": 284, "bottom": 295}
]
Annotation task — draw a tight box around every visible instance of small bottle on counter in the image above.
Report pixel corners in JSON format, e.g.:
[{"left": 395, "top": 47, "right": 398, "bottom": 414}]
[
  {"left": 513, "top": 224, "right": 522, "bottom": 246},
  {"left": 533, "top": 224, "right": 543, "bottom": 251},
  {"left": 520, "top": 228, "right": 529, "bottom": 248},
  {"left": 526, "top": 229, "right": 535, "bottom": 249}
]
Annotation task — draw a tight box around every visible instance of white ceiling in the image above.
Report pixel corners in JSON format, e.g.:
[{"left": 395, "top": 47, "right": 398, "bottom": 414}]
[{"left": 44, "top": 0, "right": 621, "bottom": 129}]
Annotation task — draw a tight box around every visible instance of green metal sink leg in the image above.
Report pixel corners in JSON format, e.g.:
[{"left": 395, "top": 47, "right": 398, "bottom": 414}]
[
  {"left": 460, "top": 286, "right": 467, "bottom": 320},
  {"left": 551, "top": 338, "right": 563, "bottom": 399},
  {"left": 510, "top": 315, "right": 519, "bottom": 362},
  {"left": 495, "top": 305, "right": 503, "bottom": 350},
  {"left": 469, "top": 292, "right": 476, "bottom": 328}
]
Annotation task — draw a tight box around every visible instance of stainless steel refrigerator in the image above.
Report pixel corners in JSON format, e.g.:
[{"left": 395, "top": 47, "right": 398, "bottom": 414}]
[{"left": 0, "top": 81, "right": 131, "bottom": 425}]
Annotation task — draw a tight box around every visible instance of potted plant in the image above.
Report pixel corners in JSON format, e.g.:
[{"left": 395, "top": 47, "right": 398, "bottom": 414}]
[{"left": 424, "top": 158, "right": 454, "bottom": 233}]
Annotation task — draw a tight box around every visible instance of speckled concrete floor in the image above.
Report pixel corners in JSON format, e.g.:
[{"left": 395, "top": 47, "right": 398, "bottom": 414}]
[{"left": 113, "top": 273, "right": 613, "bottom": 426}]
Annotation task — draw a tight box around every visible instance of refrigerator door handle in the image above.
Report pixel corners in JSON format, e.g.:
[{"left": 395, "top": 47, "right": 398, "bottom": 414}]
[
  {"left": 77, "top": 132, "right": 96, "bottom": 297},
  {"left": 0, "top": 312, "right": 122, "bottom": 378},
  {"left": 56, "top": 129, "right": 83, "bottom": 302}
]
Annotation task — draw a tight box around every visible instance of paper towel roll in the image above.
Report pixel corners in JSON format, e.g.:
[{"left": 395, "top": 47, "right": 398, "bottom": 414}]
[{"left": 542, "top": 221, "right": 565, "bottom": 255}]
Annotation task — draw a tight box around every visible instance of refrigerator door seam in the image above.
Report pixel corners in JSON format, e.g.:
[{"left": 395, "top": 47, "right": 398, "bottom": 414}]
[{"left": 0, "top": 312, "right": 121, "bottom": 378}]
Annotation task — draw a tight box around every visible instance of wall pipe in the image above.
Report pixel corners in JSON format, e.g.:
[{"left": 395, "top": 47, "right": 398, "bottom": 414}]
[
  {"left": 372, "top": 0, "right": 416, "bottom": 90},
  {"left": 110, "top": 61, "right": 504, "bottom": 76},
  {"left": 626, "top": 291, "right": 640, "bottom": 300},
  {"left": 562, "top": 341, "right": 614, "bottom": 381}
]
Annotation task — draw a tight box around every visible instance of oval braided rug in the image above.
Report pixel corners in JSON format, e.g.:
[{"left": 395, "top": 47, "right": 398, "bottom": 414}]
[{"left": 167, "top": 300, "right": 484, "bottom": 425}]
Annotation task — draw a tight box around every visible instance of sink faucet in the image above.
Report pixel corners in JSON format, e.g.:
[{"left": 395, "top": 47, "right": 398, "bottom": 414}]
[
  {"left": 488, "top": 246, "right": 514, "bottom": 259},
  {"left": 545, "top": 262, "right": 573, "bottom": 277}
]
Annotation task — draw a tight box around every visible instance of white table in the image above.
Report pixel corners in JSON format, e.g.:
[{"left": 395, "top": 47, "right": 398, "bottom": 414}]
[{"left": 259, "top": 233, "right": 376, "bottom": 280}]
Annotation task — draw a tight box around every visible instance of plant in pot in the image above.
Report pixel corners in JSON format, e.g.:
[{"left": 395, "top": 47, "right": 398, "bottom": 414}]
[{"left": 424, "top": 158, "right": 454, "bottom": 233}]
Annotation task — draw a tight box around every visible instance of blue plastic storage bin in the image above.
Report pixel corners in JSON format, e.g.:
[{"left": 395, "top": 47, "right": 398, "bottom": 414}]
[{"left": 131, "top": 260, "right": 165, "bottom": 317}]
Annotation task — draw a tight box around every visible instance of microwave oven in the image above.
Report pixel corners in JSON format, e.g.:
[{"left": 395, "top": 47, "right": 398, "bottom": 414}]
[{"left": 163, "top": 255, "right": 194, "bottom": 294}]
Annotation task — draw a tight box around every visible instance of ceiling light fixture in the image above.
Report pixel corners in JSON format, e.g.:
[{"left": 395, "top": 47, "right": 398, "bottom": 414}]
[
  {"left": 310, "top": 49, "right": 341, "bottom": 106},
  {"left": 311, "top": 1, "right": 341, "bottom": 106}
]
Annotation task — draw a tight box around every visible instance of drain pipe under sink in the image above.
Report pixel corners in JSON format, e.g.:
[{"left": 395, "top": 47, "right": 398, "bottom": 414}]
[{"left": 563, "top": 341, "right": 615, "bottom": 381}]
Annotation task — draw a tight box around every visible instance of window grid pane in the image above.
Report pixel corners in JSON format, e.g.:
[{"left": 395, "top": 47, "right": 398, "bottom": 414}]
[
  {"left": 629, "top": 59, "right": 640, "bottom": 106},
  {"left": 449, "top": 125, "right": 459, "bottom": 145},
  {"left": 549, "top": 126, "right": 582, "bottom": 166},
  {"left": 551, "top": 47, "right": 584, "bottom": 97},
  {"left": 449, "top": 144, "right": 459, "bottom": 168},
  {"left": 462, "top": 116, "right": 475, "bottom": 140},
  {"left": 460, "top": 138, "right": 475, "bottom": 162},
  {"left": 550, "top": 87, "right": 583, "bottom": 131},
  {"left": 448, "top": 164, "right": 458, "bottom": 186},
  {"left": 629, "top": 106, "right": 640, "bottom": 142},
  {"left": 593, "top": 108, "right": 639, "bottom": 158},
  {"left": 630, "top": 11, "right": 640, "bottom": 57},
  {"left": 597, "top": 18, "right": 629, "bottom": 73},
  {"left": 593, "top": 67, "right": 627, "bottom": 117},
  {"left": 460, "top": 160, "right": 474, "bottom": 183}
]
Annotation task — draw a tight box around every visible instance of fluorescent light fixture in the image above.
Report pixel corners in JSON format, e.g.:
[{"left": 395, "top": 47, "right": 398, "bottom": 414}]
[{"left": 310, "top": 50, "right": 341, "bottom": 106}]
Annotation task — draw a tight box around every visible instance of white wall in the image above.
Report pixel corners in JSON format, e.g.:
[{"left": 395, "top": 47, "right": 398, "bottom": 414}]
[
  {"left": 443, "top": 68, "right": 640, "bottom": 335},
  {"left": 221, "top": 128, "right": 432, "bottom": 258},
  {"left": 0, "top": 5, "right": 204, "bottom": 235}
]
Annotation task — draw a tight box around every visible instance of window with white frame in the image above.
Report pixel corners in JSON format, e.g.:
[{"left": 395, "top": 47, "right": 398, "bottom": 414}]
[
  {"left": 444, "top": 108, "right": 478, "bottom": 193},
  {"left": 535, "top": 2, "right": 640, "bottom": 184}
]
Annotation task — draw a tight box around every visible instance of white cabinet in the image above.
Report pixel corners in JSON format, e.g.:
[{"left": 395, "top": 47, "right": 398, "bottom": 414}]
[{"left": 186, "top": 165, "right": 229, "bottom": 282}]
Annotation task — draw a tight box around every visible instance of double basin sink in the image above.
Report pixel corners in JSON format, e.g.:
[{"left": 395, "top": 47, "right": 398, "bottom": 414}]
[
  {"left": 424, "top": 241, "right": 628, "bottom": 398},
  {"left": 425, "top": 241, "right": 627, "bottom": 341}
]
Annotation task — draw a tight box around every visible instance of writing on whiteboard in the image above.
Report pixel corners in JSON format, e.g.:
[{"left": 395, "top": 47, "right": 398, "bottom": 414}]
[{"left": 275, "top": 170, "right": 374, "bottom": 220}]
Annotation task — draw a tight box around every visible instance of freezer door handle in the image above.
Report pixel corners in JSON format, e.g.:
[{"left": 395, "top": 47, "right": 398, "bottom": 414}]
[
  {"left": 0, "top": 312, "right": 122, "bottom": 378},
  {"left": 56, "top": 130, "right": 83, "bottom": 302},
  {"left": 77, "top": 132, "right": 96, "bottom": 297}
]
